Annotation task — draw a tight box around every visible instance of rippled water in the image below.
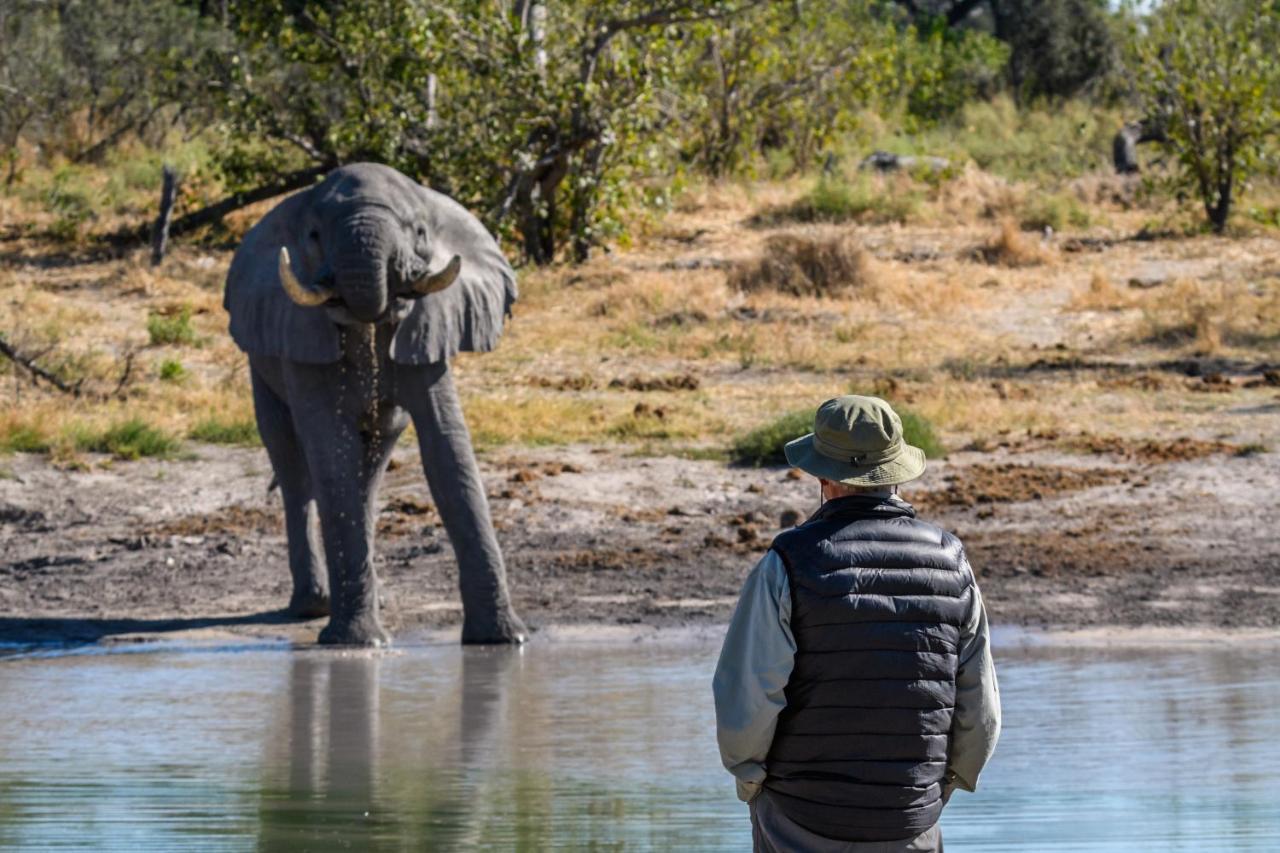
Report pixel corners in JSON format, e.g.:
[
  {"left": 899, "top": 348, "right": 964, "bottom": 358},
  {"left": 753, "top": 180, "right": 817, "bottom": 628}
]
[{"left": 0, "top": 637, "right": 1277, "bottom": 851}]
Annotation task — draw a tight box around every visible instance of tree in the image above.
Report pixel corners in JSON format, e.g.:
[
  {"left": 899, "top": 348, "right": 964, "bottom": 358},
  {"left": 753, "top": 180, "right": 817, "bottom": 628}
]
[
  {"left": 665, "top": 2, "right": 899, "bottom": 176},
  {"left": 890, "top": 0, "right": 1119, "bottom": 103},
  {"left": 989, "top": 0, "right": 1117, "bottom": 101},
  {"left": 1135, "top": 0, "right": 1280, "bottom": 232},
  {"left": 0, "top": 0, "right": 227, "bottom": 172},
  {"left": 220, "top": 0, "right": 763, "bottom": 264}
]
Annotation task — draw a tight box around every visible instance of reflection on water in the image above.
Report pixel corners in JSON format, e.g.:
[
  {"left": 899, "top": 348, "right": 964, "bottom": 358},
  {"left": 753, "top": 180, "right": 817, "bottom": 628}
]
[{"left": 0, "top": 639, "right": 1278, "bottom": 851}]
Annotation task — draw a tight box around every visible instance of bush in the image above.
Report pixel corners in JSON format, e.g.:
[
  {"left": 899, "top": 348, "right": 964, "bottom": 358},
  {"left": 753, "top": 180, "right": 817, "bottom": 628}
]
[
  {"left": 731, "top": 406, "right": 945, "bottom": 466},
  {"left": 728, "top": 234, "right": 873, "bottom": 298},
  {"left": 147, "top": 307, "right": 196, "bottom": 347},
  {"left": 189, "top": 416, "right": 261, "bottom": 446},
  {"left": 45, "top": 168, "right": 97, "bottom": 240},
  {"left": 897, "top": 409, "right": 945, "bottom": 460},
  {"left": 74, "top": 418, "right": 180, "bottom": 460},
  {"left": 1019, "top": 192, "right": 1092, "bottom": 232},
  {"left": 157, "top": 359, "right": 187, "bottom": 382},
  {"left": 732, "top": 410, "right": 814, "bottom": 466}
]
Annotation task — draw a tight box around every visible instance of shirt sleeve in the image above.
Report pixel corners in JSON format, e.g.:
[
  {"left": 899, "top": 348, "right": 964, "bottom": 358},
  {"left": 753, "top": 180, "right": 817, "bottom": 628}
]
[
  {"left": 713, "top": 549, "right": 796, "bottom": 803},
  {"left": 946, "top": 568, "right": 1001, "bottom": 794}
]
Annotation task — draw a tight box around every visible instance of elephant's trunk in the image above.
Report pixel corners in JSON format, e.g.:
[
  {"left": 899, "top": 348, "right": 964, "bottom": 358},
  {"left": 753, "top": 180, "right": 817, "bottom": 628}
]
[{"left": 333, "top": 214, "right": 393, "bottom": 322}]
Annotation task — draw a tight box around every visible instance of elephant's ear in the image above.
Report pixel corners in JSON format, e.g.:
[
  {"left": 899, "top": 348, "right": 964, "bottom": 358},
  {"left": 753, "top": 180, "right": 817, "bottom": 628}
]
[
  {"left": 389, "top": 185, "right": 517, "bottom": 365},
  {"left": 223, "top": 190, "right": 341, "bottom": 365}
]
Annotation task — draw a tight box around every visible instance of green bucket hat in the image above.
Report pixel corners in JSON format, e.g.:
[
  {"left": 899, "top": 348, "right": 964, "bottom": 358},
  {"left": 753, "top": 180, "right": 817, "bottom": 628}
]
[{"left": 784, "top": 395, "right": 926, "bottom": 486}]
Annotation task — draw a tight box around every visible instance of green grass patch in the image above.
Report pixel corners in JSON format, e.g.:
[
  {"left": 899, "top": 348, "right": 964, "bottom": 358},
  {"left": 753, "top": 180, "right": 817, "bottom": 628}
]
[
  {"left": 897, "top": 409, "right": 945, "bottom": 460},
  {"left": 754, "top": 177, "right": 921, "bottom": 227},
  {"left": 158, "top": 359, "right": 188, "bottom": 382},
  {"left": 73, "top": 418, "right": 181, "bottom": 460},
  {"left": 0, "top": 423, "right": 52, "bottom": 454},
  {"left": 1019, "top": 191, "right": 1092, "bottom": 232},
  {"left": 731, "top": 405, "right": 945, "bottom": 466},
  {"left": 189, "top": 416, "right": 261, "bottom": 446},
  {"left": 147, "top": 307, "right": 197, "bottom": 347},
  {"left": 731, "top": 409, "right": 814, "bottom": 466}
]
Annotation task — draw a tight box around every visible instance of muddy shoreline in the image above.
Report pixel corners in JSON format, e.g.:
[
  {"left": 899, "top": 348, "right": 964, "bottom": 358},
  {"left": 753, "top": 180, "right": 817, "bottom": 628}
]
[{"left": 2, "top": 437, "right": 1277, "bottom": 649}]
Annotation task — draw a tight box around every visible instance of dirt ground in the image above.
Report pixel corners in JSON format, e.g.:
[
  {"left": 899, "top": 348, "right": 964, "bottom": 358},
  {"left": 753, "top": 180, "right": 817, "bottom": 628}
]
[{"left": 2, "top": 432, "right": 1277, "bottom": 646}]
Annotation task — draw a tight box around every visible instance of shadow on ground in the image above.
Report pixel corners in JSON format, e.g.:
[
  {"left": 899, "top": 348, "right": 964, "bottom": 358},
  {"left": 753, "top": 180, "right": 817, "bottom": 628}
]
[{"left": 0, "top": 609, "right": 302, "bottom": 646}]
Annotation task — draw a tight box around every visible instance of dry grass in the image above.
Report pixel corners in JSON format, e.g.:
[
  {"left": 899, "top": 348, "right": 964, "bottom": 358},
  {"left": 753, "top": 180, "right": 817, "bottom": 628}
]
[
  {"left": 970, "top": 220, "right": 1053, "bottom": 268},
  {"left": 4, "top": 161, "right": 1279, "bottom": 463},
  {"left": 1134, "top": 278, "right": 1264, "bottom": 354},
  {"left": 1067, "top": 271, "right": 1132, "bottom": 312},
  {"left": 728, "top": 233, "right": 874, "bottom": 297}
]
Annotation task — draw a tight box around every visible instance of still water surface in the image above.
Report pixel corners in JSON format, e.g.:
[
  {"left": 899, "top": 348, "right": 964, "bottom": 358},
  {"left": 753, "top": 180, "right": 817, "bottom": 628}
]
[{"left": 0, "top": 636, "right": 1278, "bottom": 851}]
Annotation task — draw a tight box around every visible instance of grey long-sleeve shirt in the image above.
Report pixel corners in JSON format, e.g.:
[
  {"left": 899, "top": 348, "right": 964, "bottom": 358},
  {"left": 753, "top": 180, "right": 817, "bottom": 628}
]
[{"left": 713, "top": 549, "right": 1001, "bottom": 804}]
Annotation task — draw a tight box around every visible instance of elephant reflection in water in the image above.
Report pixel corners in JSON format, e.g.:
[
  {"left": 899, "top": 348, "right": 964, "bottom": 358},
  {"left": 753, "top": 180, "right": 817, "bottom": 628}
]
[{"left": 256, "top": 650, "right": 532, "bottom": 850}]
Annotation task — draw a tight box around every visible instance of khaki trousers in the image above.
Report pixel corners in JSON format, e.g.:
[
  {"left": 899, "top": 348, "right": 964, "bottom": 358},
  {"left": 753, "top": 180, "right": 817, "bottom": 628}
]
[{"left": 749, "top": 791, "right": 942, "bottom": 853}]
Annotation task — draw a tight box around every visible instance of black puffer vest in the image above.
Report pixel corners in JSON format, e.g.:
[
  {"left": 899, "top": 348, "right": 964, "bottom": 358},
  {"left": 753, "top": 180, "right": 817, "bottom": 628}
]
[{"left": 764, "top": 494, "right": 972, "bottom": 843}]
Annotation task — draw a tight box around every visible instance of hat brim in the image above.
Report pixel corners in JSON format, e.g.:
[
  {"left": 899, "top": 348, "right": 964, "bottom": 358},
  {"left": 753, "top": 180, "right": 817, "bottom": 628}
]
[{"left": 783, "top": 433, "right": 926, "bottom": 486}]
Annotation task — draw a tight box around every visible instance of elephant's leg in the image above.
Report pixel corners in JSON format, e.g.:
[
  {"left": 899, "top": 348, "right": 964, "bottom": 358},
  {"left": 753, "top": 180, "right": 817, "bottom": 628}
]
[
  {"left": 285, "top": 371, "right": 389, "bottom": 647},
  {"left": 359, "top": 409, "right": 408, "bottom": 619},
  {"left": 402, "top": 362, "right": 526, "bottom": 645},
  {"left": 250, "top": 366, "right": 329, "bottom": 617}
]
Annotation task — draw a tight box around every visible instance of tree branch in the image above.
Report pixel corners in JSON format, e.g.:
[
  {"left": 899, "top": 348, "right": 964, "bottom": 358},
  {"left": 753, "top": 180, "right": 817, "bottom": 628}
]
[{"left": 0, "top": 335, "right": 82, "bottom": 397}]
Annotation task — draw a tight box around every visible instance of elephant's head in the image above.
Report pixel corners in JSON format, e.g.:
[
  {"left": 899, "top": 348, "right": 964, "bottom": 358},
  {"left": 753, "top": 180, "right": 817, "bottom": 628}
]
[{"left": 225, "top": 163, "right": 516, "bottom": 365}]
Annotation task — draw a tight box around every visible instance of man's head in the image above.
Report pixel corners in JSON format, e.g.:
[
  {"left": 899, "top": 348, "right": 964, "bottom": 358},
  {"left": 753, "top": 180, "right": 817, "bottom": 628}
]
[{"left": 784, "top": 395, "right": 926, "bottom": 489}]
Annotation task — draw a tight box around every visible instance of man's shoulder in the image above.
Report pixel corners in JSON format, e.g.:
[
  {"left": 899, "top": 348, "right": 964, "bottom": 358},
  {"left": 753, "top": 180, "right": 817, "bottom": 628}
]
[{"left": 772, "top": 510, "right": 973, "bottom": 578}]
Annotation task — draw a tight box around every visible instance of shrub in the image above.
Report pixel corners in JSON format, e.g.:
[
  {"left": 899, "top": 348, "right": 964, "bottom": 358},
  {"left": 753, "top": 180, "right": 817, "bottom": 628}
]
[
  {"left": 732, "top": 409, "right": 814, "bottom": 466},
  {"left": 189, "top": 416, "right": 261, "bottom": 446},
  {"left": 1019, "top": 192, "right": 1092, "bottom": 232},
  {"left": 147, "top": 307, "right": 197, "bottom": 347},
  {"left": 897, "top": 409, "right": 945, "bottom": 460},
  {"left": 45, "top": 168, "right": 96, "bottom": 240},
  {"left": 157, "top": 359, "right": 187, "bottom": 382},
  {"left": 74, "top": 418, "right": 180, "bottom": 460},
  {"left": 728, "top": 234, "right": 873, "bottom": 298},
  {"left": 731, "top": 406, "right": 945, "bottom": 467}
]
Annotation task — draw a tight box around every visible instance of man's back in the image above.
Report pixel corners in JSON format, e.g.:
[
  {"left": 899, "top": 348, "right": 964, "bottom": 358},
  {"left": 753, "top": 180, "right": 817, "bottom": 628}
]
[{"left": 765, "top": 495, "right": 972, "bottom": 842}]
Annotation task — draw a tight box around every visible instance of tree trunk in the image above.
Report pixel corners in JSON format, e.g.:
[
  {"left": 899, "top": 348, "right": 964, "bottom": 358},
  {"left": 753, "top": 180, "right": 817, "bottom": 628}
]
[
  {"left": 1210, "top": 173, "right": 1232, "bottom": 234},
  {"left": 150, "top": 165, "right": 178, "bottom": 266},
  {"left": 570, "top": 144, "right": 604, "bottom": 263}
]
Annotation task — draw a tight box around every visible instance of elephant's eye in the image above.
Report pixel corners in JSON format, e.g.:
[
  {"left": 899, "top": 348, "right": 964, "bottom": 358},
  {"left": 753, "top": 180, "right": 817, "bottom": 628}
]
[{"left": 308, "top": 230, "right": 320, "bottom": 242}]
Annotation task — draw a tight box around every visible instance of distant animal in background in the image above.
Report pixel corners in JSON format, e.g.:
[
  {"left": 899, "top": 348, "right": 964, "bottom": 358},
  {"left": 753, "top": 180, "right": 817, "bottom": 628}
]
[
  {"left": 859, "top": 150, "right": 951, "bottom": 174},
  {"left": 223, "top": 162, "right": 525, "bottom": 646}
]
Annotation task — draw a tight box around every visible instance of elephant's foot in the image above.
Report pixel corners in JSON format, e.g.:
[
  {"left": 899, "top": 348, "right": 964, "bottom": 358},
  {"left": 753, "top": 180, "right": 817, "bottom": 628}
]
[
  {"left": 461, "top": 609, "right": 528, "bottom": 645},
  {"left": 318, "top": 614, "right": 390, "bottom": 647},
  {"left": 287, "top": 588, "right": 331, "bottom": 619}
]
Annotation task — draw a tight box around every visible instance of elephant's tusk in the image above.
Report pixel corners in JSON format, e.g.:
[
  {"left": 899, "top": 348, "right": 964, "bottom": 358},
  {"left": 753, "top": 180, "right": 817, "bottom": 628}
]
[
  {"left": 278, "top": 247, "right": 334, "bottom": 307},
  {"left": 407, "top": 254, "right": 461, "bottom": 297}
]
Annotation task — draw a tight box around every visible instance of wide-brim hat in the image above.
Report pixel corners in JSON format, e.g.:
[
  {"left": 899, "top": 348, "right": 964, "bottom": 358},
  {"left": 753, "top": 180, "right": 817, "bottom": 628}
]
[{"left": 784, "top": 395, "right": 926, "bottom": 486}]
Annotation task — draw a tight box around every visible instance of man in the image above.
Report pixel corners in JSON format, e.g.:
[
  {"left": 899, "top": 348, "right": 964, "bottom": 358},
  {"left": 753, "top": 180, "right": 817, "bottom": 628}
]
[{"left": 714, "top": 395, "right": 1000, "bottom": 852}]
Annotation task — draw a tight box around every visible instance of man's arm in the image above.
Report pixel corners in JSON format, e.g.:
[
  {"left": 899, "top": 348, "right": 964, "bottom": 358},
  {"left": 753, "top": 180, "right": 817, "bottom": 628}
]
[
  {"left": 712, "top": 549, "right": 796, "bottom": 803},
  {"left": 946, "top": 569, "right": 1001, "bottom": 796}
]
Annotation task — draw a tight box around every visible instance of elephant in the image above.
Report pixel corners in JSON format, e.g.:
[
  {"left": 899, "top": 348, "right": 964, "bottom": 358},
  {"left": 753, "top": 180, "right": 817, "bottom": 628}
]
[{"left": 223, "top": 162, "right": 526, "bottom": 646}]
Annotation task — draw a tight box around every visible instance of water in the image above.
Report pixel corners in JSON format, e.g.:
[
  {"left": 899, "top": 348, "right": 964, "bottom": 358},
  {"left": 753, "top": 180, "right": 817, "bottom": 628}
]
[{"left": 0, "top": 637, "right": 1278, "bottom": 851}]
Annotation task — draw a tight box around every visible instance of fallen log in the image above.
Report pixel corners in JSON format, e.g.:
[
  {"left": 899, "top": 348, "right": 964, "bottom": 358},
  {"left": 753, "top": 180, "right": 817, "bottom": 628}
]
[{"left": 102, "top": 164, "right": 331, "bottom": 248}]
